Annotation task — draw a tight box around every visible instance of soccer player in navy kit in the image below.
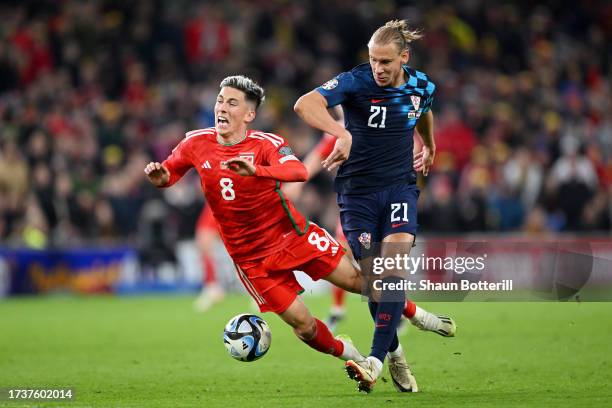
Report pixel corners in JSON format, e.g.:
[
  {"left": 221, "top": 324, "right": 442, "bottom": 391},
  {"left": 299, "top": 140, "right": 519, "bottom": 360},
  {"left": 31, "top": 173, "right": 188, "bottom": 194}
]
[{"left": 295, "top": 20, "right": 456, "bottom": 393}]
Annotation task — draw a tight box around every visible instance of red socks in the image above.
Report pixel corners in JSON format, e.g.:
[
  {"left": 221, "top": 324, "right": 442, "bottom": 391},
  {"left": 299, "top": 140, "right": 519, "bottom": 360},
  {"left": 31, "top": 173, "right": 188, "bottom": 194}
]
[
  {"left": 403, "top": 300, "right": 417, "bottom": 318},
  {"left": 302, "top": 318, "right": 344, "bottom": 357},
  {"left": 332, "top": 286, "right": 346, "bottom": 307},
  {"left": 202, "top": 255, "right": 217, "bottom": 284}
]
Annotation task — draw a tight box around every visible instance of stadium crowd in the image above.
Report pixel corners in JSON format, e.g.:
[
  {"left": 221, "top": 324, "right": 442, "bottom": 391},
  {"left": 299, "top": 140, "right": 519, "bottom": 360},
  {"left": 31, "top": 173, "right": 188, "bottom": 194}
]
[{"left": 0, "top": 0, "right": 610, "bottom": 249}]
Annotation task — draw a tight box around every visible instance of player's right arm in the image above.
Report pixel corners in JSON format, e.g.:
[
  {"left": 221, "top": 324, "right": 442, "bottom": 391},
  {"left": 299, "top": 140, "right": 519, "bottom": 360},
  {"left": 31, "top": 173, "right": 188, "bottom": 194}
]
[
  {"left": 294, "top": 87, "right": 352, "bottom": 172},
  {"left": 144, "top": 162, "right": 170, "bottom": 187},
  {"left": 144, "top": 140, "right": 193, "bottom": 188},
  {"left": 297, "top": 107, "right": 344, "bottom": 177},
  {"left": 294, "top": 92, "right": 348, "bottom": 143}
]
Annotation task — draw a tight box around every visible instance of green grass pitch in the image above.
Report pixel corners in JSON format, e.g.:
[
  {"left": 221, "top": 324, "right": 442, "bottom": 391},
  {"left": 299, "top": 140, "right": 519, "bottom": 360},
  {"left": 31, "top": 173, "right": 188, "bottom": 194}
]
[{"left": 1, "top": 295, "right": 611, "bottom": 407}]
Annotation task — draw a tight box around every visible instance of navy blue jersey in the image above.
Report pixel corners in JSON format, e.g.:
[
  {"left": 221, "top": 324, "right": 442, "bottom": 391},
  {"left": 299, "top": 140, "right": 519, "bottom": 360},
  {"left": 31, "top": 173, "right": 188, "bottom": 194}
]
[{"left": 316, "top": 63, "right": 435, "bottom": 194}]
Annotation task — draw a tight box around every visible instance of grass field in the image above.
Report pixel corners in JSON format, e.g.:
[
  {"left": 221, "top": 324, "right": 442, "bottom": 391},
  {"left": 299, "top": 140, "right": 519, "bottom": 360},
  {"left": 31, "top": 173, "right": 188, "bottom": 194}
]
[{"left": 1, "top": 294, "right": 611, "bottom": 407}]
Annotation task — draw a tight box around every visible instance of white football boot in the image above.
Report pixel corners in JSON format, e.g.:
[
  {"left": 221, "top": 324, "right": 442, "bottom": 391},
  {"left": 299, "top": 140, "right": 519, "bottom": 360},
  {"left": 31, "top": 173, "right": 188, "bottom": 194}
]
[
  {"left": 410, "top": 306, "right": 456, "bottom": 337},
  {"left": 345, "top": 356, "right": 381, "bottom": 393},
  {"left": 387, "top": 349, "right": 418, "bottom": 392}
]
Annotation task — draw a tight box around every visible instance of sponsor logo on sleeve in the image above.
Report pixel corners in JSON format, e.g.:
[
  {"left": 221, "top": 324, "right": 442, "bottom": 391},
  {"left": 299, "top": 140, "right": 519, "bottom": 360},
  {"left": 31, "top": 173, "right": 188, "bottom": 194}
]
[
  {"left": 278, "top": 146, "right": 298, "bottom": 164},
  {"left": 321, "top": 78, "right": 338, "bottom": 90},
  {"left": 278, "top": 146, "right": 294, "bottom": 156}
]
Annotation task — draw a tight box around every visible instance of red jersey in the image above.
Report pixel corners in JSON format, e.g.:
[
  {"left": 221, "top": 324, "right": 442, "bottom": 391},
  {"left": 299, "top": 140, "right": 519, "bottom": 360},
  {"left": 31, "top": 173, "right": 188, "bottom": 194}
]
[
  {"left": 316, "top": 133, "right": 336, "bottom": 159},
  {"left": 162, "top": 128, "right": 309, "bottom": 262}
]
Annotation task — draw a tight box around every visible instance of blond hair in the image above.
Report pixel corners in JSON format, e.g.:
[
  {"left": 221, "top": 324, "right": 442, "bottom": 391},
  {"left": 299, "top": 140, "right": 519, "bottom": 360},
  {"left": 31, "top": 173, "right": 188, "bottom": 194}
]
[{"left": 369, "top": 19, "right": 423, "bottom": 52}]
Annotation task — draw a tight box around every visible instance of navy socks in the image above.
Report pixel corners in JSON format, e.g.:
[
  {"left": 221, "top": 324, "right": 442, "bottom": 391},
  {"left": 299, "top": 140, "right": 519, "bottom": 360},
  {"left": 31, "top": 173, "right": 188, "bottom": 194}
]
[{"left": 367, "top": 276, "right": 404, "bottom": 362}]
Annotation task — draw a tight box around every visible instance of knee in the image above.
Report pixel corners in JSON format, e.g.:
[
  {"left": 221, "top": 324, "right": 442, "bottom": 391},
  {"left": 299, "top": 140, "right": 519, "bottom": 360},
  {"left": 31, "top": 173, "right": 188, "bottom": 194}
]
[{"left": 293, "top": 316, "right": 317, "bottom": 341}]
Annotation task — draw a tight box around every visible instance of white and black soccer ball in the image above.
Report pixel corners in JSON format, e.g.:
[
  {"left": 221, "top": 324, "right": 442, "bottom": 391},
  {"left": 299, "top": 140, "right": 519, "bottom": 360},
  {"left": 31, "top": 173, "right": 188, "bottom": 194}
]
[{"left": 223, "top": 314, "right": 271, "bottom": 362}]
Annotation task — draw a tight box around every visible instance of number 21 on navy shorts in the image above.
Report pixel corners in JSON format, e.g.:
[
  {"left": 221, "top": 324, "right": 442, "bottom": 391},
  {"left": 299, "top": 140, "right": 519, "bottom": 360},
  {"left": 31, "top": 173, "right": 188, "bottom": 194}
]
[{"left": 337, "top": 183, "right": 419, "bottom": 260}]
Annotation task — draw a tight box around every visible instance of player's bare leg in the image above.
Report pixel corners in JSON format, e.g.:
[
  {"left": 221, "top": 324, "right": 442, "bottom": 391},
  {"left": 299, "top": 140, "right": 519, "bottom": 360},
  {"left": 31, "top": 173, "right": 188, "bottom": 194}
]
[
  {"left": 325, "top": 236, "right": 351, "bottom": 333},
  {"left": 277, "top": 296, "right": 364, "bottom": 362},
  {"left": 323, "top": 254, "right": 362, "bottom": 294}
]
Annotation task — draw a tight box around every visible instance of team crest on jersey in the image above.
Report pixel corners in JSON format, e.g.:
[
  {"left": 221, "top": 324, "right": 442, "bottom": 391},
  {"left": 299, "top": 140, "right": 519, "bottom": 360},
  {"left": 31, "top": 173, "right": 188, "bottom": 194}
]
[
  {"left": 408, "top": 95, "right": 422, "bottom": 119},
  {"left": 239, "top": 153, "right": 255, "bottom": 164},
  {"left": 358, "top": 232, "right": 371, "bottom": 250},
  {"left": 322, "top": 78, "right": 338, "bottom": 90}
]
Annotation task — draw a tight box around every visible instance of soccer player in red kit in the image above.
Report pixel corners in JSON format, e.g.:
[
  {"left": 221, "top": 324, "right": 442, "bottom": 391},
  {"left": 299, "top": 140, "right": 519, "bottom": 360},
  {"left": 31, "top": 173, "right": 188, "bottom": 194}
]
[{"left": 144, "top": 75, "right": 366, "bottom": 367}]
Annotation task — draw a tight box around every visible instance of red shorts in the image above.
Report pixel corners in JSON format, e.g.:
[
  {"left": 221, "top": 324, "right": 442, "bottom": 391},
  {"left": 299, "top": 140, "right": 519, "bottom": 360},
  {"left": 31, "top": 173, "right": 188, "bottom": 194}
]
[
  {"left": 196, "top": 205, "right": 218, "bottom": 232},
  {"left": 234, "top": 223, "right": 344, "bottom": 314}
]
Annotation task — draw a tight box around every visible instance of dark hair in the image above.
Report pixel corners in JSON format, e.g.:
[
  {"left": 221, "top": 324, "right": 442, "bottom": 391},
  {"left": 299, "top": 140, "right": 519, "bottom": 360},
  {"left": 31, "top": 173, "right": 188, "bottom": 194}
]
[
  {"left": 219, "top": 75, "right": 265, "bottom": 109},
  {"left": 369, "top": 19, "right": 423, "bottom": 52}
]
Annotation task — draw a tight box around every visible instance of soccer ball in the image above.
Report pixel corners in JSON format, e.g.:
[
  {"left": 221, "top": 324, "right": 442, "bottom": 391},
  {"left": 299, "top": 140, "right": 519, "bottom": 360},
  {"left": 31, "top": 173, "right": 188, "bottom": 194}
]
[{"left": 223, "top": 314, "right": 271, "bottom": 362}]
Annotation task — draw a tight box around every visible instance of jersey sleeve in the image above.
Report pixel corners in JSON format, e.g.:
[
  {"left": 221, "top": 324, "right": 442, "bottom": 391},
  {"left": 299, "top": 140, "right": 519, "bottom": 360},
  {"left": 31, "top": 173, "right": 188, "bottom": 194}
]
[
  {"left": 161, "top": 140, "right": 194, "bottom": 187},
  {"left": 315, "top": 71, "right": 355, "bottom": 108},
  {"left": 255, "top": 134, "right": 307, "bottom": 181},
  {"left": 421, "top": 81, "right": 436, "bottom": 113},
  {"left": 263, "top": 139, "right": 300, "bottom": 166},
  {"left": 315, "top": 133, "right": 336, "bottom": 158}
]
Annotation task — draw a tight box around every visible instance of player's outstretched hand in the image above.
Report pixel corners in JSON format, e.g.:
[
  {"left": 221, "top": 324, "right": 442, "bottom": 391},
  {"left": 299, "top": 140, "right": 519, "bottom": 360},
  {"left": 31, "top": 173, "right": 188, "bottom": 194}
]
[
  {"left": 413, "top": 146, "right": 435, "bottom": 176},
  {"left": 222, "top": 157, "right": 256, "bottom": 176},
  {"left": 322, "top": 131, "right": 352, "bottom": 172},
  {"left": 144, "top": 162, "right": 170, "bottom": 186}
]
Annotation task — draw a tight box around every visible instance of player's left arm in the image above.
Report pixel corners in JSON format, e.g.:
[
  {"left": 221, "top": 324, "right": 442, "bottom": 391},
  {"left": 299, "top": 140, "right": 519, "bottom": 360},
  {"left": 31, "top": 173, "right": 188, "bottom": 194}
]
[{"left": 414, "top": 110, "right": 436, "bottom": 177}]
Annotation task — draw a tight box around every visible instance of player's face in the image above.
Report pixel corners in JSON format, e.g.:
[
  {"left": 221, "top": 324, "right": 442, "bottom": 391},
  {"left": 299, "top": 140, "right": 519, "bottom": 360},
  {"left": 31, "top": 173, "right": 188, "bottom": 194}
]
[
  {"left": 368, "top": 42, "right": 409, "bottom": 87},
  {"left": 215, "top": 87, "right": 256, "bottom": 137}
]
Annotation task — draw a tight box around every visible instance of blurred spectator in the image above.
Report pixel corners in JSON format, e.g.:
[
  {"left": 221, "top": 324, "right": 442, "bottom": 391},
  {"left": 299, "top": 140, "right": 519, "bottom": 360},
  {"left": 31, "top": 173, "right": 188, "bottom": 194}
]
[
  {"left": 420, "top": 174, "right": 462, "bottom": 232},
  {"left": 547, "top": 135, "right": 599, "bottom": 230},
  {"left": 503, "top": 148, "right": 544, "bottom": 211},
  {"left": 0, "top": 140, "right": 29, "bottom": 239},
  {"left": 434, "top": 105, "right": 477, "bottom": 171},
  {"left": 0, "top": 0, "right": 609, "bottom": 250}
]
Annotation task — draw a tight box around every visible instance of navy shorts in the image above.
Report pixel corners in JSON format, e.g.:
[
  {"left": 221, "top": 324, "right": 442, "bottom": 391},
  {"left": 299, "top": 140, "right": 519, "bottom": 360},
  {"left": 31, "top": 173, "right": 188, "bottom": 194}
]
[{"left": 337, "top": 184, "right": 419, "bottom": 260}]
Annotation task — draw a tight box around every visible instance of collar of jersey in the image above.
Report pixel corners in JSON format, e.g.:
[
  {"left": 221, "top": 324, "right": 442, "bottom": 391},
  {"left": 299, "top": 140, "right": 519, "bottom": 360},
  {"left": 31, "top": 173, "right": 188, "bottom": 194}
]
[
  {"left": 217, "top": 132, "right": 247, "bottom": 146},
  {"left": 394, "top": 65, "right": 411, "bottom": 90}
]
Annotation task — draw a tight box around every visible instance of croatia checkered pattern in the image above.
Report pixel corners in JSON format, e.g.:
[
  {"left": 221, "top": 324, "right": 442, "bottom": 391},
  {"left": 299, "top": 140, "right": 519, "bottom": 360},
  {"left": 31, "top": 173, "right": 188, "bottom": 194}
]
[{"left": 315, "top": 63, "right": 436, "bottom": 194}]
